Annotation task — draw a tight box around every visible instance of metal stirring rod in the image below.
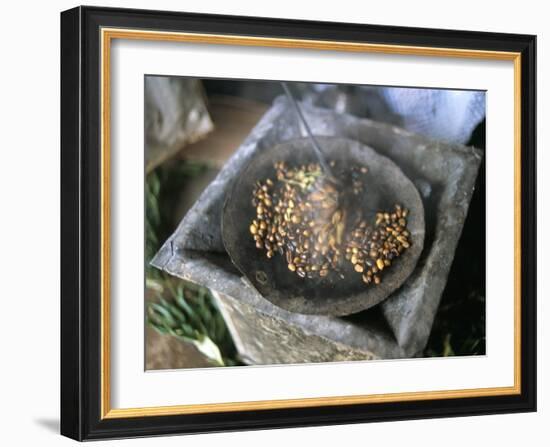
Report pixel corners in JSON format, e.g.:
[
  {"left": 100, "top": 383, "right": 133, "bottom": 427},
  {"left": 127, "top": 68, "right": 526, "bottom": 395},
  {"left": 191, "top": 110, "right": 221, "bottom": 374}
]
[{"left": 281, "top": 82, "right": 338, "bottom": 182}]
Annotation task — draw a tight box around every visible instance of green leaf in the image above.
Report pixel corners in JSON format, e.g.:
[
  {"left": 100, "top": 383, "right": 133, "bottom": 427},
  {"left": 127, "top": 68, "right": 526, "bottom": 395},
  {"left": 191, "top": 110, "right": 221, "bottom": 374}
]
[
  {"left": 175, "top": 293, "right": 207, "bottom": 333},
  {"left": 149, "top": 303, "right": 176, "bottom": 327}
]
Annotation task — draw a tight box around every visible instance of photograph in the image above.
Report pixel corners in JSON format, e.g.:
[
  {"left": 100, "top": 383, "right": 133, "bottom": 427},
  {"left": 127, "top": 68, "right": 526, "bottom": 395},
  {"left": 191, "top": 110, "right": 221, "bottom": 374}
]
[
  {"left": 144, "top": 77, "right": 486, "bottom": 369},
  {"left": 57, "top": 5, "right": 537, "bottom": 441}
]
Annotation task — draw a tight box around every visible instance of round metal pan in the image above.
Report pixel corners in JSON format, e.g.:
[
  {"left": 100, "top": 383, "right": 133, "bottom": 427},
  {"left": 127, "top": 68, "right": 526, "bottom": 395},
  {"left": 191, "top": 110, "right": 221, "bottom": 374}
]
[{"left": 222, "top": 136, "right": 425, "bottom": 316}]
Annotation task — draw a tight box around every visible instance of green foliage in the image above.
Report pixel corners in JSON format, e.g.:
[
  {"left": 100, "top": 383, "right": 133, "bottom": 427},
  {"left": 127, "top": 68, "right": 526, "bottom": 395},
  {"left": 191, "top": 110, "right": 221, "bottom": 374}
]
[
  {"left": 145, "top": 160, "right": 208, "bottom": 278},
  {"left": 145, "top": 159, "right": 240, "bottom": 367},
  {"left": 425, "top": 290, "right": 486, "bottom": 357},
  {"left": 147, "top": 282, "right": 240, "bottom": 366}
]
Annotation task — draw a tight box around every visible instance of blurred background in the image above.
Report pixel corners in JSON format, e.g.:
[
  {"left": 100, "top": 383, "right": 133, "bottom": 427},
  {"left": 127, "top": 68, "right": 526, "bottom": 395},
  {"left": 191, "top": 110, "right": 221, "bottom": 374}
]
[{"left": 145, "top": 77, "right": 486, "bottom": 369}]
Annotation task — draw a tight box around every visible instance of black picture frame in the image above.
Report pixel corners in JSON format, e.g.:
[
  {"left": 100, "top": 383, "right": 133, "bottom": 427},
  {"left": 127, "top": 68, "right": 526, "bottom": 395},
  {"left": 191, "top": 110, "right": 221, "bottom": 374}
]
[{"left": 61, "top": 5, "right": 536, "bottom": 441}]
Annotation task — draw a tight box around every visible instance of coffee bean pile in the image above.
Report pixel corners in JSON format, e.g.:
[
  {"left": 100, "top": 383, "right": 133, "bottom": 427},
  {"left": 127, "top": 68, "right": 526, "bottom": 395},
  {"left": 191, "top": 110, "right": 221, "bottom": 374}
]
[
  {"left": 249, "top": 161, "right": 411, "bottom": 286},
  {"left": 344, "top": 205, "right": 411, "bottom": 285}
]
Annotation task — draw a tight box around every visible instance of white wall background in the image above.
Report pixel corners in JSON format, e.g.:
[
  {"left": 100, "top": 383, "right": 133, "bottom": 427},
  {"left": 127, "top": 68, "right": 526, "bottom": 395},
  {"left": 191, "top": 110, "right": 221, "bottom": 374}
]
[{"left": 0, "top": 0, "right": 546, "bottom": 445}]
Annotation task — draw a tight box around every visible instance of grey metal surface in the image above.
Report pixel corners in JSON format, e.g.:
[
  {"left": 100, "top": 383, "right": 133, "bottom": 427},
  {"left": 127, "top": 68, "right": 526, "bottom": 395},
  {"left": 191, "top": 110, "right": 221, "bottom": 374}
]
[{"left": 152, "top": 96, "right": 482, "bottom": 361}]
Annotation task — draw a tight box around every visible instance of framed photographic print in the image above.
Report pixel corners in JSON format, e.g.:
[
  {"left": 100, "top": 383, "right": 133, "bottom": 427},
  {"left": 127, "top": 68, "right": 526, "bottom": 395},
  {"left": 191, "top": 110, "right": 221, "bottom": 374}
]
[{"left": 60, "top": 6, "right": 536, "bottom": 441}]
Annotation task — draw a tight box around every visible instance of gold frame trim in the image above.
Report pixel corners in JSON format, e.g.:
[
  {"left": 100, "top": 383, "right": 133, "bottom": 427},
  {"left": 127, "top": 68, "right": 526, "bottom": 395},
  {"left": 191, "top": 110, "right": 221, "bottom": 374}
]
[{"left": 100, "top": 28, "right": 522, "bottom": 419}]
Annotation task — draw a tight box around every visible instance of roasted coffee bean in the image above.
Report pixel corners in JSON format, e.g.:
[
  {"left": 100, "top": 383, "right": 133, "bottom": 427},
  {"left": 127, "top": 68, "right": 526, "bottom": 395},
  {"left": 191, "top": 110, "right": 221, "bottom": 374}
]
[{"left": 250, "top": 164, "right": 411, "bottom": 287}]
